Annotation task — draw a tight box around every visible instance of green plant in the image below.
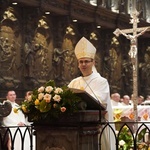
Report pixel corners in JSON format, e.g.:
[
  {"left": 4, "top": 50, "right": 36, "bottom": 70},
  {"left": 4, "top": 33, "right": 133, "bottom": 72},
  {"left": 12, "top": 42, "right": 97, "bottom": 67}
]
[
  {"left": 137, "top": 128, "right": 149, "bottom": 150},
  {"left": 118, "top": 125, "right": 134, "bottom": 150},
  {"left": 118, "top": 126, "right": 150, "bottom": 150}
]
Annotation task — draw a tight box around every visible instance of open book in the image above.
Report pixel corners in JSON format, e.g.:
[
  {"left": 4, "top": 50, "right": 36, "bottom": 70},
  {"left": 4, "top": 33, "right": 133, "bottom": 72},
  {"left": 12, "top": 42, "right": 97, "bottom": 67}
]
[{"left": 69, "top": 88, "right": 106, "bottom": 110}]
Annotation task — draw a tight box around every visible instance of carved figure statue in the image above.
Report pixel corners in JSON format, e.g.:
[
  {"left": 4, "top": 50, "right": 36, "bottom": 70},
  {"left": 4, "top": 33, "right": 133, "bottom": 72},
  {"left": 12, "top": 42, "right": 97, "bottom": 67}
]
[
  {"left": 53, "top": 48, "right": 68, "bottom": 80},
  {"left": 0, "top": 37, "right": 18, "bottom": 76},
  {"left": 61, "top": 24, "right": 78, "bottom": 83},
  {"left": 114, "top": 27, "right": 149, "bottom": 69},
  {"left": 104, "top": 37, "right": 120, "bottom": 87},
  {"left": 122, "top": 56, "right": 133, "bottom": 94},
  {"left": 24, "top": 39, "right": 41, "bottom": 77},
  {"left": 115, "top": 28, "right": 149, "bottom": 59},
  {"left": 139, "top": 47, "right": 150, "bottom": 93}
]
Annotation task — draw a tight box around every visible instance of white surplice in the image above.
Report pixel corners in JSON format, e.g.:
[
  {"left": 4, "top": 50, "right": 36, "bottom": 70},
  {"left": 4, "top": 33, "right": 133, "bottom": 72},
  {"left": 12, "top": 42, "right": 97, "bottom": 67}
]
[
  {"left": 2, "top": 100, "right": 33, "bottom": 150},
  {"left": 68, "top": 72, "right": 116, "bottom": 150}
]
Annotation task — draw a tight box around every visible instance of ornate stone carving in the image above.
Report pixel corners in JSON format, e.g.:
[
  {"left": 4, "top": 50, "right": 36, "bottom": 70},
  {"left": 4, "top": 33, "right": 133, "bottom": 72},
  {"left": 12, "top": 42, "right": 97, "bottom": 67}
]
[
  {"left": 0, "top": 7, "right": 22, "bottom": 89},
  {"left": 24, "top": 16, "right": 53, "bottom": 82},
  {"left": 61, "top": 24, "right": 79, "bottom": 84},
  {"left": 139, "top": 46, "right": 150, "bottom": 95},
  {"left": 104, "top": 36, "right": 121, "bottom": 92}
]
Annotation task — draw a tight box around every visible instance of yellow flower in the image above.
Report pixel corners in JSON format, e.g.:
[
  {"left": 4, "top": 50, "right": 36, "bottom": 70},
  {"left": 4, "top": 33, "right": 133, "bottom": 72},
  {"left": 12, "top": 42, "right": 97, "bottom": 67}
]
[
  {"left": 148, "top": 147, "right": 150, "bottom": 150},
  {"left": 13, "top": 108, "right": 18, "bottom": 113},
  {"left": 21, "top": 105, "right": 28, "bottom": 113},
  {"left": 123, "top": 125, "right": 128, "bottom": 130},
  {"left": 35, "top": 99, "right": 40, "bottom": 105}
]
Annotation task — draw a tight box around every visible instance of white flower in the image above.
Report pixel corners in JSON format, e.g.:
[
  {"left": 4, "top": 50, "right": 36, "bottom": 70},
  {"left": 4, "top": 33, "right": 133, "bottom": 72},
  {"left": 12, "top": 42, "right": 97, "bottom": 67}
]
[
  {"left": 115, "top": 130, "right": 119, "bottom": 135},
  {"left": 38, "top": 86, "right": 45, "bottom": 93},
  {"left": 27, "top": 95, "right": 32, "bottom": 102},
  {"left": 119, "top": 140, "right": 125, "bottom": 146},
  {"left": 44, "top": 93, "right": 52, "bottom": 103},
  {"left": 54, "top": 88, "right": 63, "bottom": 94},
  {"left": 38, "top": 93, "right": 44, "bottom": 100},
  {"left": 53, "top": 94, "right": 61, "bottom": 102},
  {"left": 45, "top": 86, "right": 53, "bottom": 93}
]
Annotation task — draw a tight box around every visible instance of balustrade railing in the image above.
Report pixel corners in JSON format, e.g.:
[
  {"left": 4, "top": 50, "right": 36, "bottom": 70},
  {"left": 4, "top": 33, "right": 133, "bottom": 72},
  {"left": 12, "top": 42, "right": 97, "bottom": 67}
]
[
  {"left": 0, "top": 125, "right": 35, "bottom": 150},
  {"left": 100, "top": 121, "right": 150, "bottom": 150},
  {"left": 1, "top": 122, "right": 150, "bottom": 149}
]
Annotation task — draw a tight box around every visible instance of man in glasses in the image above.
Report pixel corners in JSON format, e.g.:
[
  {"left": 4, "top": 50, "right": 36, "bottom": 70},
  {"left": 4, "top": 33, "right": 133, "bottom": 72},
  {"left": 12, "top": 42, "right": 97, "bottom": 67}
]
[{"left": 68, "top": 37, "right": 115, "bottom": 150}]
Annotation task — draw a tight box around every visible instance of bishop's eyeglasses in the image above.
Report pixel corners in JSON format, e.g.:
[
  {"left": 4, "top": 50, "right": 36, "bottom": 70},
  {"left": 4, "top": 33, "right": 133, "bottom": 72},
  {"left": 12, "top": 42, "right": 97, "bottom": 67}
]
[{"left": 78, "top": 59, "right": 93, "bottom": 65}]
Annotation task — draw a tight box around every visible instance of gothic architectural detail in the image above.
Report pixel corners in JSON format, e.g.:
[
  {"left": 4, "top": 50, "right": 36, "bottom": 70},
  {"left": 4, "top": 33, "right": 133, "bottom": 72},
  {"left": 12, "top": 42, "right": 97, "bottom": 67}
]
[
  {"left": 41, "top": 0, "right": 69, "bottom": 15},
  {"left": 139, "top": 46, "right": 150, "bottom": 95},
  {"left": 103, "top": 36, "right": 121, "bottom": 92},
  {"left": 0, "top": 0, "right": 149, "bottom": 98},
  {"left": 0, "top": 7, "right": 22, "bottom": 89},
  {"left": 61, "top": 24, "right": 79, "bottom": 84}
]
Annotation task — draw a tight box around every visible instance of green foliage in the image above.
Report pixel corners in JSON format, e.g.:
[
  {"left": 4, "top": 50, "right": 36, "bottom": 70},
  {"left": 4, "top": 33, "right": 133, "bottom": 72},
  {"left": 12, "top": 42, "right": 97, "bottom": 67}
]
[
  {"left": 138, "top": 128, "right": 147, "bottom": 141},
  {"left": 118, "top": 125, "right": 149, "bottom": 150},
  {"left": 118, "top": 125, "right": 133, "bottom": 150}
]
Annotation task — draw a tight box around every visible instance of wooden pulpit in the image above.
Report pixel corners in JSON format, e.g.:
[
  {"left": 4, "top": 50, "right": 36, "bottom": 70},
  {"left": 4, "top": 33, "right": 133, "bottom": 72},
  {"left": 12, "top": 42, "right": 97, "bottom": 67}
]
[{"left": 34, "top": 89, "right": 106, "bottom": 150}]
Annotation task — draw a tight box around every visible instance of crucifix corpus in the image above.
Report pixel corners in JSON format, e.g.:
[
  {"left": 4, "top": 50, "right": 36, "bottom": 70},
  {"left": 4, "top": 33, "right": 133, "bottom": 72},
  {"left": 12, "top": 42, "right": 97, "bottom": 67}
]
[{"left": 113, "top": 9, "right": 150, "bottom": 131}]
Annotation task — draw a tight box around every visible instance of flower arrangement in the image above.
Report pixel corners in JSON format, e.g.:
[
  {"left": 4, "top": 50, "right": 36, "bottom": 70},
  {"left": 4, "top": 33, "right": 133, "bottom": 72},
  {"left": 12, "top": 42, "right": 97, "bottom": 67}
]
[
  {"left": 118, "top": 125, "right": 134, "bottom": 150},
  {"left": 113, "top": 109, "right": 150, "bottom": 150},
  {"left": 136, "top": 128, "right": 150, "bottom": 150},
  {"left": 117, "top": 126, "right": 150, "bottom": 150},
  {"left": 20, "top": 80, "right": 81, "bottom": 122}
]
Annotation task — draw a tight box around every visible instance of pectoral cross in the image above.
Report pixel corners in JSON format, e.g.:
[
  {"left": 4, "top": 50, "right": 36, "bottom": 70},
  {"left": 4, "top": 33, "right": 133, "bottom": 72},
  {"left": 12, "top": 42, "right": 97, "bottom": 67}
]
[{"left": 113, "top": 2, "right": 150, "bottom": 132}]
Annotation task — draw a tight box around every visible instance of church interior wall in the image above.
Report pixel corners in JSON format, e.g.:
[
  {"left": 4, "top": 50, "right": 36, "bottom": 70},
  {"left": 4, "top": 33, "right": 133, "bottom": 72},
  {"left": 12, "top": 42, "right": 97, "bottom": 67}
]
[{"left": 0, "top": 0, "right": 150, "bottom": 101}]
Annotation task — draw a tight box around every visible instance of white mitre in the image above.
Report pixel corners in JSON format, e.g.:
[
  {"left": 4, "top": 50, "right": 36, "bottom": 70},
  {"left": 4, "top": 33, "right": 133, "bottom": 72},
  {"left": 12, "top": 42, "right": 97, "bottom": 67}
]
[
  {"left": 75, "top": 37, "right": 97, "bottom": 73},
  {"left": 75, "top": 37, "right": 96, "bottom": 59}
]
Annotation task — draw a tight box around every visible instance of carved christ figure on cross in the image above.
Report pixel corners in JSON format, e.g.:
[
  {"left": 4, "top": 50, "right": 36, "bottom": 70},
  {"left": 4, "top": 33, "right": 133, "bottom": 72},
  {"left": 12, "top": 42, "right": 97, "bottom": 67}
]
[{"left": 114, "top": 27, "right": 149, "bottom": 67}]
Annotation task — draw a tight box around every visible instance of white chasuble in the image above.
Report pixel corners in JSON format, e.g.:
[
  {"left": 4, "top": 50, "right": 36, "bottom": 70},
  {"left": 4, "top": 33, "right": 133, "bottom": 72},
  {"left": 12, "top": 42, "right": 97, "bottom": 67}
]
[{"left": 68, "top": 72, "right": 116, "bottom": 150}]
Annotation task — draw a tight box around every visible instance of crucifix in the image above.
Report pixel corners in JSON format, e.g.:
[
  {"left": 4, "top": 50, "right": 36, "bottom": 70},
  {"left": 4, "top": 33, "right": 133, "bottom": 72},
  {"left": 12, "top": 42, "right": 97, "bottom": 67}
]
[{"left": 113, "top": 0, "right": 150, "bottom": 132}]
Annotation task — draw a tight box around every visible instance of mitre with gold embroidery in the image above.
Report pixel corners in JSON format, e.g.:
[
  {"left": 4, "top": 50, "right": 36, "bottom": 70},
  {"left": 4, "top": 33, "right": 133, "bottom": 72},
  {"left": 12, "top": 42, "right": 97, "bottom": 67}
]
[{"left": 74, "top": 37, "right": 96, "bottom": 59}]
